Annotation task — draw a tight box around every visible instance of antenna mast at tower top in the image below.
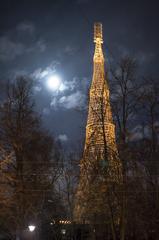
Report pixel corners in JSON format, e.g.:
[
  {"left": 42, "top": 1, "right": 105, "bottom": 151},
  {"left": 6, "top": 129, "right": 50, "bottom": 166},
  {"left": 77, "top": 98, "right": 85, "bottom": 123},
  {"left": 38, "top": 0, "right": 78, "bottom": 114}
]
[
  {"left": 93, "top": 22, "right": 104, "bottom": 63},
  {"left": 94, "top": 22, "right": 103, "bottom": 44}
]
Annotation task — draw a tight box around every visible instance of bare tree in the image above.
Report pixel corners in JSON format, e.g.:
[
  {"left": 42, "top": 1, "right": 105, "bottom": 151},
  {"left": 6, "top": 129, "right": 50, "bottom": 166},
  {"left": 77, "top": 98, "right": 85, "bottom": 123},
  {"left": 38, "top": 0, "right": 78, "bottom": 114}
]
[
  {"left": 110, "top": 56, "right": 138, "bottom": 144},
  {"left": 57, "top": 151, "right": 79, "bottom": 222},
  {"left": 134, "top": 77, "right": 159, "bottom": 239},
  {"left": 0, "top": 76, "right": 60, "bottom": 239},
  {"left": 138, "top": 78, "right": 159, "bottom": 153}
]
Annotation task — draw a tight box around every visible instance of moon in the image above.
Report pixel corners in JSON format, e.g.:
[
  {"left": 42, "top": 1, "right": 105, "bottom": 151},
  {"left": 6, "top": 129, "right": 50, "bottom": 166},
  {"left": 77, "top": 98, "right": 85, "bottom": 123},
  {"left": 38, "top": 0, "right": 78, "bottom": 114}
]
[{"left": 47, "top": 75, "right": 61, "bottom": 91}]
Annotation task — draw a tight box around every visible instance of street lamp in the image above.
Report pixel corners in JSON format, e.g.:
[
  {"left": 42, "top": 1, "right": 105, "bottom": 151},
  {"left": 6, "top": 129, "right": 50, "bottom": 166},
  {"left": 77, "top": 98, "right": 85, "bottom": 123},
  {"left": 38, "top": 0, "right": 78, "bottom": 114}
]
[{"left": 28, "top": 225, "right": 36, "bottom": 232}]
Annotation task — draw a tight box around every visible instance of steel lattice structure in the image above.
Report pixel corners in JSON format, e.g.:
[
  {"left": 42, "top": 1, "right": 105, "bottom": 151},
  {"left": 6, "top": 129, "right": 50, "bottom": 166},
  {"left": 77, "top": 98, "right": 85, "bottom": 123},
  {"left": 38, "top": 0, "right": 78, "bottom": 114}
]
[{"left": 74, "top": 23, "right": 122, "bottom": 223}]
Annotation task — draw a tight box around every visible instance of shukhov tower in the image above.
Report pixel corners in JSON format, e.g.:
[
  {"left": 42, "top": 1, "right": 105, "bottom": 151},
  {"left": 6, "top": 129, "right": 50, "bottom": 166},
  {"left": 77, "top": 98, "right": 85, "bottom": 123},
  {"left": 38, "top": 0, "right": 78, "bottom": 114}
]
[{"left": 74, "top": 23, "right": 122, "bottom": 223}]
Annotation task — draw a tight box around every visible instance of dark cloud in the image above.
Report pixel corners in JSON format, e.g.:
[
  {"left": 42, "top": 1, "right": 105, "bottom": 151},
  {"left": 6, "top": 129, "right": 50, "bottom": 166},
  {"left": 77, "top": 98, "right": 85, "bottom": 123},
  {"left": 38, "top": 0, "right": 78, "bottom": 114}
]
[
  {"left": 57, "top": 90, "right": 85, "bottom": 110},
  {"left": 0, "top": 0, "right": 159, "bottom": 145},
  {"left": 16, "top": 22, "right": 35, "bottom": 34},
  {"left": 0, "top": 36, "right": 25, "bottom": 61},
  {"left": 57, "top": 134, "right": 68, "bottom": 142},
  {"left": 76, "top": 0, "right": 91, "bottom": 4},
  {"left": 0, "top": 20, "right": 46, "bottom": 64}
]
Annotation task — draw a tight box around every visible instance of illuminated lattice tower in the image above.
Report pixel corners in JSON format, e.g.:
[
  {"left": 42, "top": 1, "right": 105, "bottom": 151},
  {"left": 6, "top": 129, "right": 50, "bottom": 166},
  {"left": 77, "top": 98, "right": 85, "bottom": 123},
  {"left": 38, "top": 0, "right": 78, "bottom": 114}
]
[{"left": 74, "top": 23, "right": 122, "bottom": 223}]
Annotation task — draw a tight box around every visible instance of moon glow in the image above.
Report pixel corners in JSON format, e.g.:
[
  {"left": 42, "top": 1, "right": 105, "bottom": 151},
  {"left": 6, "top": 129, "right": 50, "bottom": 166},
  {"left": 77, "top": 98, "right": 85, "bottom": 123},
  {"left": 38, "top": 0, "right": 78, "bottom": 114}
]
[{"left": 47, "top": 75, "right": 61, "bottom": 91}]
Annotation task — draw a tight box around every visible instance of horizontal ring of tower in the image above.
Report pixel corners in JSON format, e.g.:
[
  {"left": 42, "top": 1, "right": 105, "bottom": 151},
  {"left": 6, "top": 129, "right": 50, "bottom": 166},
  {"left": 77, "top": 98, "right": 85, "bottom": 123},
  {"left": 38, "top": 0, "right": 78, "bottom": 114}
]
[{"left": 86, "top": 122, "right": 115, "bottom": 130}]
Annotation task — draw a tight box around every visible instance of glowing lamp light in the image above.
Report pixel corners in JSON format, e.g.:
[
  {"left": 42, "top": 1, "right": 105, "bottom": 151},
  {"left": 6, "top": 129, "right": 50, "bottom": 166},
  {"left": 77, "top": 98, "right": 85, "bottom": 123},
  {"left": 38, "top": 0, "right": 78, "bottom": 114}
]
[
  {"left": 61, "top": 229, "right": 66, "bottom": 235},
  {"left": 47, "top": 75, "right": 61, "bottom": 91},
  {"left": 28, "top": 225, "right": 36, "bottom": 232}
]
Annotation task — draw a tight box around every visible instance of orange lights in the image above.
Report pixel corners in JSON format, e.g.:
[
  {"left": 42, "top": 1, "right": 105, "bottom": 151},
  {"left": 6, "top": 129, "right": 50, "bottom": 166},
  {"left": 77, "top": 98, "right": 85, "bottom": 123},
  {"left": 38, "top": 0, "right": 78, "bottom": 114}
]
[
  {"left": 59, "top": 220, "right": 71, "bottom": 224},
  {"left": 74, "top": 22, "right": 122, "bottom": 223}
]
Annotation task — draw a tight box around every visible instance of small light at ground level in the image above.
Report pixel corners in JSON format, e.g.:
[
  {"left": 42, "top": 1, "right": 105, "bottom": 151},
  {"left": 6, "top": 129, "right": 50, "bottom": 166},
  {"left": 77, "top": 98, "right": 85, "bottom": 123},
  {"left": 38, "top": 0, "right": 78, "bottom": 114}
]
[
  {"left": 61, "top": 229, "right": 66, "bottom": 235},
  {"left": 59, "top": 219, "right": 71, "bottom": 224},
  {"left": 28, "top": 225, "right": 36, "bottom": 232}
]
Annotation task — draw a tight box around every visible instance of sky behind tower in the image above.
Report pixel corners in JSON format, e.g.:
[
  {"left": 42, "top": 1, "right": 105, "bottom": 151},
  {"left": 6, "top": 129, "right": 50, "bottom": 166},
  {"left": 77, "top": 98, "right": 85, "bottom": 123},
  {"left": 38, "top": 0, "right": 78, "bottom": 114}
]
[{"left": 0, "top": 0, "right": 159, "bottom": 148}]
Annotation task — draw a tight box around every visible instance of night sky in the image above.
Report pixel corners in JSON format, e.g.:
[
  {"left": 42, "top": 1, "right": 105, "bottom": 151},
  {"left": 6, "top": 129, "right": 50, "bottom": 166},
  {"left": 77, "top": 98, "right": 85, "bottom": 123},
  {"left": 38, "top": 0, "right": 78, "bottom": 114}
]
[{"left": 0, "top": 0, "right": 159, "bottom": 148}]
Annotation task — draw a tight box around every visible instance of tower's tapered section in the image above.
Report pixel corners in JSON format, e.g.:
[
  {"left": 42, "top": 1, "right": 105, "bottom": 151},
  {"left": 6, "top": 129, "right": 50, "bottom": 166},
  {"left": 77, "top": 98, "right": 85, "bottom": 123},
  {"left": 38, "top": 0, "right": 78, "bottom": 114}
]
[{"left": 74, "top": 23, "right": 122, "bottom": 223}]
